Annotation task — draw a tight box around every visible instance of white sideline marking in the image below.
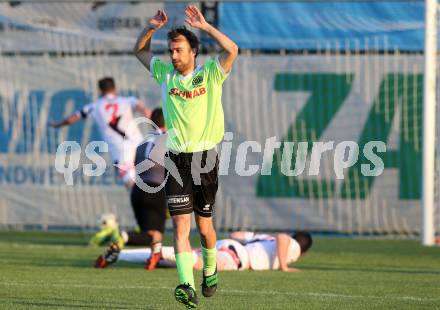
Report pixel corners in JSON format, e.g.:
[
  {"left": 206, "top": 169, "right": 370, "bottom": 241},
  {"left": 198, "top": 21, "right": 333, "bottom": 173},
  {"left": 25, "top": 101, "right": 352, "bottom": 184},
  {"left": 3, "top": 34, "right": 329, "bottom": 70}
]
[{"left": 1, "top": 282, "right": 439, "bottom": 302}]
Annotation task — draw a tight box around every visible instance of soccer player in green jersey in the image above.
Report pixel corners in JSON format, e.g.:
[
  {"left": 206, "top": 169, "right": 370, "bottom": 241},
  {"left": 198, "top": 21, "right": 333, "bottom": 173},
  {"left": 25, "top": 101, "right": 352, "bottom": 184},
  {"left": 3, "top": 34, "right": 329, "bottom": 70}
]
[{"left": 134, "top": 5, "right": 238, "bottom": 308}]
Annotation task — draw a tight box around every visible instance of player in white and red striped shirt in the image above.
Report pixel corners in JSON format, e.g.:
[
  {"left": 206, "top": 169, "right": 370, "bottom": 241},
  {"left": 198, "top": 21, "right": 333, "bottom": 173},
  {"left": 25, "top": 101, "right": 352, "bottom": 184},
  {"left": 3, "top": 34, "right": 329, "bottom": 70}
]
[{"left": 49, "top": 77, "right": 151, "bottom": 188}]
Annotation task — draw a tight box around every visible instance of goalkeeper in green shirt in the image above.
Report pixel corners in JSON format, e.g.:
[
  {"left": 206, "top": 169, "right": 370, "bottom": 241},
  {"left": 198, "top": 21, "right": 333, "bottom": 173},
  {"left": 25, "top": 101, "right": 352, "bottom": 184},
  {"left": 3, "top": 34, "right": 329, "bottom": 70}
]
[{"left": 134, "top": 5, "right": 238, "bottom": 309}]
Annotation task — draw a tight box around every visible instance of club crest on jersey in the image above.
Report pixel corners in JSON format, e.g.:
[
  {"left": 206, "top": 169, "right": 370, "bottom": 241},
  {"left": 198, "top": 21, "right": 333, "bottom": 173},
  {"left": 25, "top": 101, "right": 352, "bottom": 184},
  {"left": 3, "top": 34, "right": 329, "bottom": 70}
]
[
  {"left": 169, "top": 87, "right": 206, "bottom": 99},
  {"left": 192, "top": 75, "right": 203, "bottom": 86}
]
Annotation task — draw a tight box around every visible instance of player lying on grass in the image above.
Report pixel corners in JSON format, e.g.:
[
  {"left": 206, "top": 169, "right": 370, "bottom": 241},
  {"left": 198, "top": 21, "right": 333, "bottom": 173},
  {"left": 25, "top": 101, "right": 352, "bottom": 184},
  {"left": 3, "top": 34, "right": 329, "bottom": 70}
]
[
  {"left": 95, "top": 231, "right": 312, "bottom": 272},
  {"left": 226, "top": 231, "right": 313, "bottom": 272}
]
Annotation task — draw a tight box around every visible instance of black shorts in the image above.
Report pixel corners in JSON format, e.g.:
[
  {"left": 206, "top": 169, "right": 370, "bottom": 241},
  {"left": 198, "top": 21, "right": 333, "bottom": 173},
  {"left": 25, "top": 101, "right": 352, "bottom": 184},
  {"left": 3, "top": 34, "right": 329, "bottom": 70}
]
[
  {"left": 165, "top": 148, "right": 219, "bottom": 217},
  {"left": 130, "top": 184, "right": 167, "bottom": 233}
]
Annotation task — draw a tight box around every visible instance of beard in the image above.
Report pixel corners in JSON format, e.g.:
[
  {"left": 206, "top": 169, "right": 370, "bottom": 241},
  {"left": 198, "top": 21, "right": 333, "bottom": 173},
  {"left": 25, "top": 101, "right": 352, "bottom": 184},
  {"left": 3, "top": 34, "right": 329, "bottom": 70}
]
[
  {"left": 173, "top": 62, "right": 192, "bottom": 74},
  {"left": 172, "top": 61, "right": 184, "bottom": 71}
]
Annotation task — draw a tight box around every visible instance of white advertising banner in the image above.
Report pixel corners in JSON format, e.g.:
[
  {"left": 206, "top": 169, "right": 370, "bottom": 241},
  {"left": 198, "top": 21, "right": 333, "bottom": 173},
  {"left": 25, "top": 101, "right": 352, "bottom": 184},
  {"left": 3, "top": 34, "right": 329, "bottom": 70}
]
[{"left": 0, "top": 54, "right": 438, "bottom": 233}]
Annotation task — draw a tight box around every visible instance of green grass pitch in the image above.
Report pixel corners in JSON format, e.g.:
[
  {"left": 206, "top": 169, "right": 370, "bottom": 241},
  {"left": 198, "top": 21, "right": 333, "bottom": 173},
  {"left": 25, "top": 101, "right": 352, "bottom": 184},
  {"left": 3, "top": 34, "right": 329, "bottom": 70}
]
[{"left": 0, "top": 231, "right": 439, "bottom": 309}]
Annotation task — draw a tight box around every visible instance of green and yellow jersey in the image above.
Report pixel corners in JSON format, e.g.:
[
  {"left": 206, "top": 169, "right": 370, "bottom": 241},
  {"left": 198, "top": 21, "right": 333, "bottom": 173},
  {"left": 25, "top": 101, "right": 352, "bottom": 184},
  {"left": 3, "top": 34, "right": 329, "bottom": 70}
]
[{"left": 150, "top": 56, "right": 229, "bottom": 153}]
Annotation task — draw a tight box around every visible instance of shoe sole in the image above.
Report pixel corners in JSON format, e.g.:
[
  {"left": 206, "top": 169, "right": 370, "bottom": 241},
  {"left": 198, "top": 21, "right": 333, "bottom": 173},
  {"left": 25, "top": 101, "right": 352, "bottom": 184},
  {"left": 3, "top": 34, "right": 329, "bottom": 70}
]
[{"left": 175, "top": 288, "right": 197, "bottom": 309}]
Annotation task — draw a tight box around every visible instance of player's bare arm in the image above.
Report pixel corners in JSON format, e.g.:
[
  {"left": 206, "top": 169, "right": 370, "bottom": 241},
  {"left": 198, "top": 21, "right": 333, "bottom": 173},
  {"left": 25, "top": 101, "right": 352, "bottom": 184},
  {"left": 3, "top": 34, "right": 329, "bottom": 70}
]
[
  {"left": 135, "top": 101, "right": 152, "bottom": 119},
  {"left": 185, "top": 5, "right": 238, "bottom": 73},
  {"left": 48, "top": 113, "right": 81, "bottom": 128},
  {"left": 134, "top": 9, "right": 168, "bottom": 71},
  {"left": 276, "top": 233, "right": 300, "bottom": 273}
]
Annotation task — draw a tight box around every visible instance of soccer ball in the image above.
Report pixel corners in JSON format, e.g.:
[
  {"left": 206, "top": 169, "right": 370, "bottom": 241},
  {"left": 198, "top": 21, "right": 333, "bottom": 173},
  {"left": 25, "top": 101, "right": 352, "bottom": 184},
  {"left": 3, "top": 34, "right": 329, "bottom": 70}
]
[{"left": 97, "top": 213, "right": 118, "bottom": 230}]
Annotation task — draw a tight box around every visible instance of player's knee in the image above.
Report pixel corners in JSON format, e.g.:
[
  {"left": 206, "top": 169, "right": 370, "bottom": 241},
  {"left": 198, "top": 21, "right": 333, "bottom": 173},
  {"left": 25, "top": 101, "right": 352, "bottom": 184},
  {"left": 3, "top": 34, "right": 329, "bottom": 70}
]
[{"left": 198, "top": 224, "right": 215, "bottom": 240}]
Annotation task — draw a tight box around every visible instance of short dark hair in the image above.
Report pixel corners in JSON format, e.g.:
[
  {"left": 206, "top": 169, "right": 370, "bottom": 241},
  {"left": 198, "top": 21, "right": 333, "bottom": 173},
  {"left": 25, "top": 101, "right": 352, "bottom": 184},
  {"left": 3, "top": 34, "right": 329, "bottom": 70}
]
[
  {"left": 98, "top": 77, "right": 115, "bottom": 93},
  {"left": 292, "top": 232, "right": 313, "bottom": 254},
  {"left": 151, "top": 108, "right": 164, "bottom": 128},
  {"left": 98, "top": 77, "right": 116, "bottom": 94},
  {"left": 167, "top": 26, "right": 200, "bottom": 57}
]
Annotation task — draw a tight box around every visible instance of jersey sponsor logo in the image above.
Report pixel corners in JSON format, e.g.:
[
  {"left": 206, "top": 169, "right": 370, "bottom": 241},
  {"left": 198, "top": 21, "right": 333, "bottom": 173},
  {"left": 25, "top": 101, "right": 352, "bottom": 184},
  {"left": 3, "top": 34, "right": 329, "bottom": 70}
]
[
  {"left": 167, "top": 195, "right": 190, "bottom": 204},
  {"left": 192, "top": 76, "right": 203, "bottom": 86},
  {"left": 168, "top": 87, "right": 206, "bottom": 99}
]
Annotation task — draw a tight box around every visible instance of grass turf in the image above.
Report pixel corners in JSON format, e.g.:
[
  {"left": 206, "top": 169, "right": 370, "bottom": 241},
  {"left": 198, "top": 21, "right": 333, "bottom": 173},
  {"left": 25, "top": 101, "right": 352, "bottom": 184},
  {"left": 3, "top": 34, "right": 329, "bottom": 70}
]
[{"left": 0, "top": 231, "right": 439, "bottom": 309}]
